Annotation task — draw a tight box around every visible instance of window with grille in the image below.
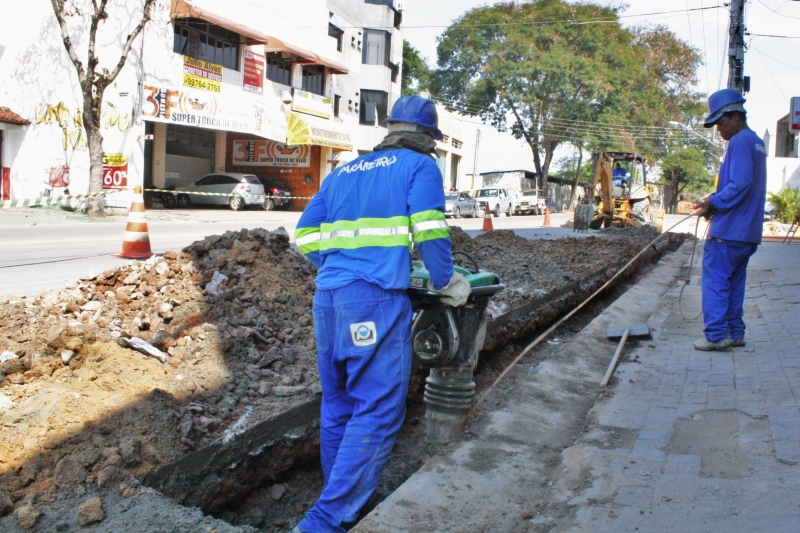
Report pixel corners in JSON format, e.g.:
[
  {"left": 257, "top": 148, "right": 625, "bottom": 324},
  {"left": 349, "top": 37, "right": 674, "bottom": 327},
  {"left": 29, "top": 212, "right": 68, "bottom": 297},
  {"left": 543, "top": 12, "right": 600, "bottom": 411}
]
[
  {"left": 359, "top": 90, "right": 388, "bottom": 126},
  {"left": 362, "top": 29, "right": 391, "bottom": 67},
  {"left": 266, "top": 52, "right": 292, "bottom": 85},
  {"left": 302, "top": 65, "right": 325, "bottom": 95},
  {"left": 173, "top": 18, "right": 240, "bottom": 70}
]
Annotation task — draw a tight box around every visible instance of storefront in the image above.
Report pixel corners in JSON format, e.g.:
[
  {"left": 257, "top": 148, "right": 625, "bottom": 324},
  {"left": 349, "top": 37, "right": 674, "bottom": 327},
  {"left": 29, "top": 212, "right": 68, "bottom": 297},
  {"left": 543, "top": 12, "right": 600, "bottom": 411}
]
[{"left": 227, "top": 112, "right": 353, "bottom": 210}]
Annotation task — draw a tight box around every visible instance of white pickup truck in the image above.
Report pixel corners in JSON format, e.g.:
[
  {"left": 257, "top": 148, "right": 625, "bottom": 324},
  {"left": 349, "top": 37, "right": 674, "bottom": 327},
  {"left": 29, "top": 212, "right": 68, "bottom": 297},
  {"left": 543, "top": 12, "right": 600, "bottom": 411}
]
[
  {"left": 514, "top": 189, "right": 547, "bottom": 215},
  {"left": 471, "top": 188, "right": 514, "bottom": 217}
]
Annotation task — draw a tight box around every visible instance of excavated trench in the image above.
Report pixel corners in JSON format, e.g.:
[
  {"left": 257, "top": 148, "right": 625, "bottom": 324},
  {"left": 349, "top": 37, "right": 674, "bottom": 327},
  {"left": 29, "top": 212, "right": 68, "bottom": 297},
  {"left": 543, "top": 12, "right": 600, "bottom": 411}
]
[
  {"left": 0, "top": 225, "right": 686, "bottom": 532},
  {"left": 140, "top": 232, "right": 686, "bottom": 532}
]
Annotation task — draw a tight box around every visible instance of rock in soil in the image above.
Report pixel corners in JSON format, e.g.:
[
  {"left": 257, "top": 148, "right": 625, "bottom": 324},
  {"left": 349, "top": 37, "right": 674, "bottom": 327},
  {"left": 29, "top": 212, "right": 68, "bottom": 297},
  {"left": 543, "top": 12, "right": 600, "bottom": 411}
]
[
  {"left": 13, "top": 503, "right": 39, "bottom": 529},
  {"left": 76, "top": 496, "right": 104, "bottom": 525}
]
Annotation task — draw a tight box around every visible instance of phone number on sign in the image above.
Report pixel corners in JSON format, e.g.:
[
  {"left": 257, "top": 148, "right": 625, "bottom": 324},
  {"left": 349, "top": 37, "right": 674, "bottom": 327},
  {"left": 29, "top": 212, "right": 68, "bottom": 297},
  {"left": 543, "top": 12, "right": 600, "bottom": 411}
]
[{"left": 183, "top": 76, "right": 221, "bottom": 93}]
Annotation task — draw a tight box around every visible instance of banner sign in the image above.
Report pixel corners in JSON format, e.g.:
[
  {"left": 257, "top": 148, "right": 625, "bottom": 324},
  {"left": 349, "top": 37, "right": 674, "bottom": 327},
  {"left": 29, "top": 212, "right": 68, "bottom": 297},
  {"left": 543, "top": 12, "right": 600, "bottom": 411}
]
[
  {"left": 141, "top": 82, "right": 287, "bottom": 142},
  {"left": 102, "top": 154, "right": 129, "bottom": 189},
  {"left": 243, "top": 50, "right": 265, "bottom": 94},
  {"left": 232, "top": 140, "right": 311, "bottom": 167},
  {"left": 183, "top": 56, "right": 222, "bottom": 93},
  {"left": 291, "top": 89, "right": 333, "bottom": 120},
  {"left": 791, "top": 97, "right": 800, "bottom": 132}
]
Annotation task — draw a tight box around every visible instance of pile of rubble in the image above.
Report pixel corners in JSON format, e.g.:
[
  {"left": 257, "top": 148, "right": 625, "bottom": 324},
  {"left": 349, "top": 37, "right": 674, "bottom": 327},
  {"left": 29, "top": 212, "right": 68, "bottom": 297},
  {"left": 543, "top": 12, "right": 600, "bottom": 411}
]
[
  {"left": 447, "top": 225, "right": 665, "bottom": 310},
  {"left": 0, "top": 227, "right": 320, "bottom": 524}
]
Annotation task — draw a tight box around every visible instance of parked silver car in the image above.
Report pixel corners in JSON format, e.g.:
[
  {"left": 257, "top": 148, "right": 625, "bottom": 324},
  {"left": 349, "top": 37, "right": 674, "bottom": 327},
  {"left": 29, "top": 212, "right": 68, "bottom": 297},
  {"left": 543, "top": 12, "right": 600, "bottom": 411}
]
[
  {"left": 175, "top": 173, "right": 266, "bottom": 211},
  {"left": 444, "top": 191, "right": 479, "bottom": 218}
]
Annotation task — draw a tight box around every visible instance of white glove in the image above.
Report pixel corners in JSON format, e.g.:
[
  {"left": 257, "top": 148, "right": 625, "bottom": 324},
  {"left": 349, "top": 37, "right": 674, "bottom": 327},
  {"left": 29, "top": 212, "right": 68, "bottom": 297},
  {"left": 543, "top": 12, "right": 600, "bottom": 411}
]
[{"left": 428, "top": 271, "right": 471, "bottom": 307}]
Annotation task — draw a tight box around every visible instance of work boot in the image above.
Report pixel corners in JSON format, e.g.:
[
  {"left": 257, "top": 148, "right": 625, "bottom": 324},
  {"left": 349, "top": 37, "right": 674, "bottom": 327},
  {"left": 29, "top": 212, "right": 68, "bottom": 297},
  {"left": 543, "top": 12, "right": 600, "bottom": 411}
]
[
  {"left": 693, "top": 338, "right": 733, "bottom": 351},
  {"left": 731, "top": 338, "right": 746, "bottom": 347}
]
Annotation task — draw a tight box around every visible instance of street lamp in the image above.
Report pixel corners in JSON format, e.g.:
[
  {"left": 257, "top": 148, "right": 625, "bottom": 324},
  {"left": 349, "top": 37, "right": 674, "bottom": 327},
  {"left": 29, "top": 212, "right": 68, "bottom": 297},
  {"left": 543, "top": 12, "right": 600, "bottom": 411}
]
[{"left": 668, "top": 121, "right": 724, "bottom": 158}]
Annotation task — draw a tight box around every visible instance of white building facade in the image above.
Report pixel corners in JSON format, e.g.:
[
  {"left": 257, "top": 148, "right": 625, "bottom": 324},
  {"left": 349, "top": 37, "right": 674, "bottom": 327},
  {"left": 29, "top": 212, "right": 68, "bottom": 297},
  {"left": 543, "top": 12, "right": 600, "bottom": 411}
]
[{"left": 0, "top": 0, "right": 402, "bottom": 209}]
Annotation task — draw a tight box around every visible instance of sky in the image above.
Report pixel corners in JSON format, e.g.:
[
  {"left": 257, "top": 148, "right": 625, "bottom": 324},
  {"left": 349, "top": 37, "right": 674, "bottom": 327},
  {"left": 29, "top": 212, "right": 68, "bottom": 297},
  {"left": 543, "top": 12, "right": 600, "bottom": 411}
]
[{"left": 401, "top": 0, "right": 800, "bottom": 145}]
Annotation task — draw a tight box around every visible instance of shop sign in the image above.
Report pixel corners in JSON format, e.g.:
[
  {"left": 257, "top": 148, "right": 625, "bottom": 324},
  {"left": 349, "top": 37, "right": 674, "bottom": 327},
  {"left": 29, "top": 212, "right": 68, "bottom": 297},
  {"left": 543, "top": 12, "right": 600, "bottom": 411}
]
[
  {"left": 791, "top": 97, "right": 800, "bottom": 132},
  {"left": 291, "top": 90, "right": 333, "bottom": 120},
  {"left": 232, "top": 140, "right": 311, "bottom": 167},
  {"left": 243, "top": 50, "right": 265, "bottom": 94},
  {"left": 183, "top": 56, "right": 222, "bottom": 93},
  {"left": 141, "top": 82, "right": 287, "bottom": 142},
  {"left": 102, "top": 154, "right": 128, "bottom": 189}
]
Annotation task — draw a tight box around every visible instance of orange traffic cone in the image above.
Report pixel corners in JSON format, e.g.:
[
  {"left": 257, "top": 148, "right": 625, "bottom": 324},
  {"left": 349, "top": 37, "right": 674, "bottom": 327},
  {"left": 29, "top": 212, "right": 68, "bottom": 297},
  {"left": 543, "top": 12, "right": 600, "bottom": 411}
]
[
  {"left": 542, "top": 206, "right": 552, "bottom": 227},
  {"left": 482, "top": 205, "right": 493, "bottom": 231},
  {"left": 114, "top": 185, "right": 153, "bottom": 259}
]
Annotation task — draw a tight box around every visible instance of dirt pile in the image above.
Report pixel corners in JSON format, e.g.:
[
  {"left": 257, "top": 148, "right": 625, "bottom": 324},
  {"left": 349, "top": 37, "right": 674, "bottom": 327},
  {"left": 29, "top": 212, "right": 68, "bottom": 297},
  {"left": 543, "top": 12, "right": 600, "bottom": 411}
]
[
  {"left": 0, "top": 227, "right": 320, "bottom": 517},
  {"left": 448, "top": 225, "right": 665, "bottom": 310}
]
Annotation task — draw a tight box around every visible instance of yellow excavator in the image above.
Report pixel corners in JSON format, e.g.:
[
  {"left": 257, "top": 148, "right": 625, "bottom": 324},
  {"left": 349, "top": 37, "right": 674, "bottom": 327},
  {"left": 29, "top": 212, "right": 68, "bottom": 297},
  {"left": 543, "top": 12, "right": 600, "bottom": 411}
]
[{"left": 578, "top": 149, "right": 662, "bottom": 231}]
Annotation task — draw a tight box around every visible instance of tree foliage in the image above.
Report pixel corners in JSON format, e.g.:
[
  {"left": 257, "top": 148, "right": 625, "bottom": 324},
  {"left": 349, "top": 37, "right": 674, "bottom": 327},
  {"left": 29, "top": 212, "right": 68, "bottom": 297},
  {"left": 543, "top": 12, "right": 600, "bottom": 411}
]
[
  {"left": 50, "top": 0, "right": 154, "bottom": 217},
  {"left": 659, "top": 147, "right": 714, "bottom": 208},
  {"left": 768, "top": 187, "right": 800, "bottom": 224},
  {"left": 401, "top": 40, "right": 432, "bottom": 97},
  {"left": 431, "top": 0, "right": 702, "bottom": 181}
]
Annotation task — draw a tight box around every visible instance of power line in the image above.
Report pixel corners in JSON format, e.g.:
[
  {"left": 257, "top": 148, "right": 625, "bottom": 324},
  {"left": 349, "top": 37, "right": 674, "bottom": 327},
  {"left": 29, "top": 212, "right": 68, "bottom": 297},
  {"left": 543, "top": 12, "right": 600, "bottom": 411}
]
[
  {"left": 757, "top": 0, "right": 800, "bottom": 19},
  {"left": 754, "top": 48, "right": 790, "bottom": 101},
  {"left": 752, "top": 44, "right": 800, "bottom": 71},
  {"left": 155, "top": 5, "right": 725, "bottom": 31},
  {"left": 699, "top": 0, "right": 710, "bottom": 94},
  {"left": 435, "top": 96, "right": 703, "bottom": 136}
]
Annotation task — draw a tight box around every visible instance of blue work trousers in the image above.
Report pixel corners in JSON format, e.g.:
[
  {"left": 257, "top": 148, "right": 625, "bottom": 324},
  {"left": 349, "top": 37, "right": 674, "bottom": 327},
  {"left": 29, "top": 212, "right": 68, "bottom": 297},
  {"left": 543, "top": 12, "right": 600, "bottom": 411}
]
[
  {"left": 701, "top": 238, "right": 758, "bottom": 343},
  {"left": 298, "top": 280, "right": 412, "bottom": 533}
]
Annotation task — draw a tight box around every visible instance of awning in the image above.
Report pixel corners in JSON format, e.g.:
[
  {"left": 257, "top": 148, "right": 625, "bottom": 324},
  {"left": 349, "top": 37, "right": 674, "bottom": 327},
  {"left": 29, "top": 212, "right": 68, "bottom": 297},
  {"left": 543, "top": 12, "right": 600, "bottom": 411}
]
[
  {"left": 172, "top": 0, "right": 348, "bottom": 74},
  {"left": 172, "top": 0, "right": 270, "bottom": 45},
  {"left": 0, "top": 107, "right": 30, "bottom": 126},
  {"left": 287, "top": 112, "right": 354, "bottom": 151}
]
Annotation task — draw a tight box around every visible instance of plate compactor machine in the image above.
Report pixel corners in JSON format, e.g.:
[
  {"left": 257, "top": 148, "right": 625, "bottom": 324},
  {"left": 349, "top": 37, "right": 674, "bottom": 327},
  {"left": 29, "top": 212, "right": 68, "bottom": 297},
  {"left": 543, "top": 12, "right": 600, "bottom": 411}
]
[{"left": 408, "top": 252, "right": 504, "bottom": 446}]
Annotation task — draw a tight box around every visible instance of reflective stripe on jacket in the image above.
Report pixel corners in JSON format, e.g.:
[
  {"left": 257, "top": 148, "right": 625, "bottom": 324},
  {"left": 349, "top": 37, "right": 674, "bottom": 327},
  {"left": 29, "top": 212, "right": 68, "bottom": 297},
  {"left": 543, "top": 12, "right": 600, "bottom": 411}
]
[{"left": 295, "top": 148, "right": 454, "bottom": 291}]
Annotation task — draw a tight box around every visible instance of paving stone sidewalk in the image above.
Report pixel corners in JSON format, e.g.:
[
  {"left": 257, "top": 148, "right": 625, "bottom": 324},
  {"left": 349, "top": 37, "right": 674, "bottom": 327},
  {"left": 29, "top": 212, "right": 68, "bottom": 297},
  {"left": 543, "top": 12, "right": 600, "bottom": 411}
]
[{"left": 553, "top": 242, "right": 800, "bottom": 532}]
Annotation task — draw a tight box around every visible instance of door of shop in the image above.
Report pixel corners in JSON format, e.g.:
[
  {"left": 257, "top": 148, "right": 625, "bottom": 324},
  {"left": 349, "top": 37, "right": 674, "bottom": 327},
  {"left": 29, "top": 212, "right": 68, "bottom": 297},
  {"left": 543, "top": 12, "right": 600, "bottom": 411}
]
[{"left": 165, "top": 124, "right": 215, "bottom": 188}]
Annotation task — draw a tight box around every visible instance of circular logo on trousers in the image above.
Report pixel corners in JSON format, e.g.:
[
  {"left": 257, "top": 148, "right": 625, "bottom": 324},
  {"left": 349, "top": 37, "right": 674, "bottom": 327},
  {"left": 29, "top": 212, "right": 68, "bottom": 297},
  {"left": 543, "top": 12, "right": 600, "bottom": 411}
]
[{"left": 349, "top": 321, "right": 377, "bottom": 346}]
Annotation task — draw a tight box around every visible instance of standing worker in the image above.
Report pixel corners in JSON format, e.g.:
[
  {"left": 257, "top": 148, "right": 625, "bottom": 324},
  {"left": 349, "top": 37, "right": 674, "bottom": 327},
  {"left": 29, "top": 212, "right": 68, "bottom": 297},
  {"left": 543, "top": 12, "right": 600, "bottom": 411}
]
[
  {"left": 693, "top": 88, "right": 767, "bottom": 351},
  {"left": 291, "top": 95, "right": 470, "bottom": 533}
]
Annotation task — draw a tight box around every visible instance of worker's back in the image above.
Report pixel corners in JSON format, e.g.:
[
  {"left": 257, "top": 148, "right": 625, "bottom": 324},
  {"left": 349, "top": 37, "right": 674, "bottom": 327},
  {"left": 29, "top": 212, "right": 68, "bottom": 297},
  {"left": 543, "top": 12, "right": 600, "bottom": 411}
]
[{"left": 297, "top": 147, "right": 448, "bottom": 291}]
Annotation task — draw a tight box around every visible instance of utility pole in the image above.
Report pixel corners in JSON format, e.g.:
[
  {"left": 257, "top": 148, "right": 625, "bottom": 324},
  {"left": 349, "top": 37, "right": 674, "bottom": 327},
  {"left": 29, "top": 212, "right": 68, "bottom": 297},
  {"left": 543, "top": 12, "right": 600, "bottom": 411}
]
[
  {"left": 471, "top": 128, "right": 481, "bottom": 190},
  {"left": 727, "top": 0, "right": 748, "bottom": 94}
]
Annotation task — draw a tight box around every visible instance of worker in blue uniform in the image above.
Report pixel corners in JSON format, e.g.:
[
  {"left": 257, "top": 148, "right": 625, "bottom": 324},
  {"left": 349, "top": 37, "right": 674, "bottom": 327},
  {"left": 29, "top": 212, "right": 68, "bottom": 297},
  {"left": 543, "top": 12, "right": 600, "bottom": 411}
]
[
  {"left": 612, "top": 162, "right": 630, "bottom": 187},
  {"left": 291, "top": 95, "right": 471, "bottom": 533},
  {"left": 693, "top": 88, "right": 767, "bottom": 351}
]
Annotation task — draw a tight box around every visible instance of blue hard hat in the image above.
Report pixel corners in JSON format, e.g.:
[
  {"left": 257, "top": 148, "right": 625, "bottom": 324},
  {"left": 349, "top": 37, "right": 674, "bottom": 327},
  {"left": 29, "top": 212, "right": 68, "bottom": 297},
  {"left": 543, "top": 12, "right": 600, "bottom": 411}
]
[
  {"left": 704, "top": 88, "right": 746, "bottom": 128},
  {"left": 385, "top": 95, "right": 443, "bottom": 140}
]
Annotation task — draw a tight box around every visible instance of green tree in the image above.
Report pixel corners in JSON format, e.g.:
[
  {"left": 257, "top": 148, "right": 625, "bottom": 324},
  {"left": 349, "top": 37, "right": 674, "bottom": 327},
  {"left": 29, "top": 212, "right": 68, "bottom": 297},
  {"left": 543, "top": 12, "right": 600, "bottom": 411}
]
[
  {"left": 431, "top": 0, "right": 701, "bottom": 181},
  {"left": 401, "top": 40, "right": 431, "bottom": 97},
  {"left": 768, "top": 187, "right": 800, "bottom": 224},
  {"left": 659, "top": 147, "right": 713, "bottom": 211},
  {"left": 50, "top": 0, "right": 154, "bottom": 217}
]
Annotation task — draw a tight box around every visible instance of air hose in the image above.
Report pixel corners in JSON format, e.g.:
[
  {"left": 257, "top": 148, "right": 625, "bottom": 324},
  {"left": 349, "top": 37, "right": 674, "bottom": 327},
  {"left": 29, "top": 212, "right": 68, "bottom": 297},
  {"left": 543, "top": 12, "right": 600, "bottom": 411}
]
[{"left": 471, "top": 214, "right": 698, "bottom": 418}]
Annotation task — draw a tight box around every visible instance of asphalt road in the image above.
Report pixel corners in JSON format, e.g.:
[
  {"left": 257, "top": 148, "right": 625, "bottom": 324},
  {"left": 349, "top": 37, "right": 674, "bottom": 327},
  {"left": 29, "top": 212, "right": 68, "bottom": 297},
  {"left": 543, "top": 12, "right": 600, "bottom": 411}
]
[{"left": 0, "top": 206, "right": 703, "bottom": 297}]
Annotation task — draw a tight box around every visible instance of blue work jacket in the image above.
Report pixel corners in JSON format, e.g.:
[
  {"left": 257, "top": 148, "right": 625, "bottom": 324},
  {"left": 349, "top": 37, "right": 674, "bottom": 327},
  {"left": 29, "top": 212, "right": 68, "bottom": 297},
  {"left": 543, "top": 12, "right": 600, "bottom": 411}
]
[
  {"left": 709, "top": 127, "right": 767, "bottom": 244},
  {"left": 295, "top": 148, "right": 454, "bottom": 291}
]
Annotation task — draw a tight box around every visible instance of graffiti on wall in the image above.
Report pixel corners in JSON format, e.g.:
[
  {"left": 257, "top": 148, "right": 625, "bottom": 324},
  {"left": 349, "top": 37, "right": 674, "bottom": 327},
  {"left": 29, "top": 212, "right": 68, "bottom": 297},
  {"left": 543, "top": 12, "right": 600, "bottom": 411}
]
[{"left": 34, "top": 101, "right": 133, "bottom": 151}]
